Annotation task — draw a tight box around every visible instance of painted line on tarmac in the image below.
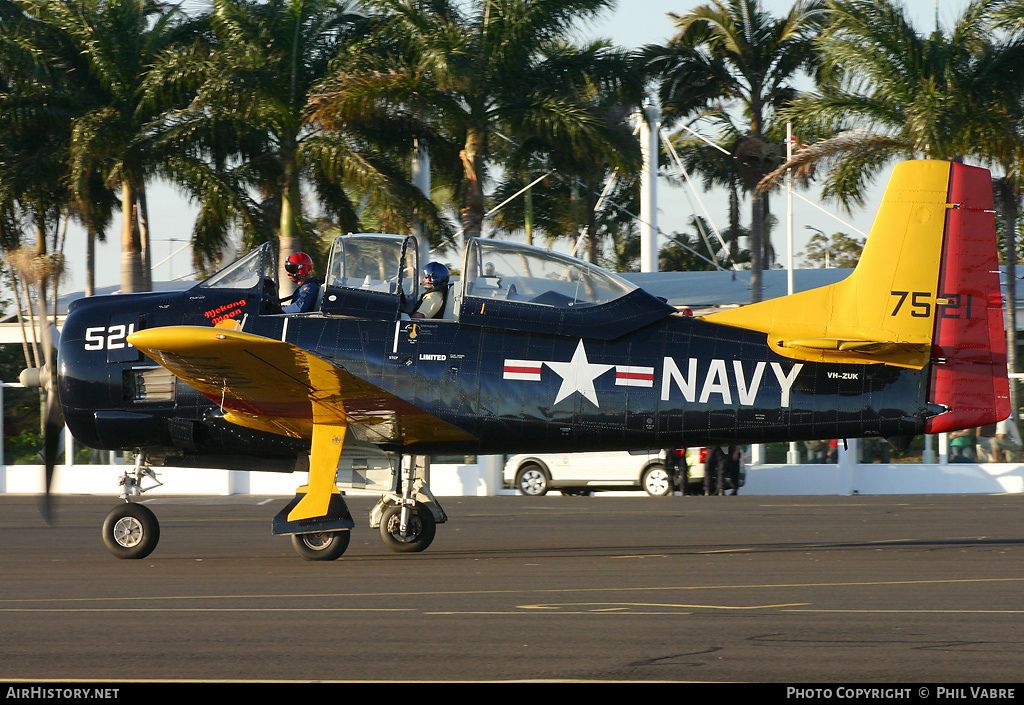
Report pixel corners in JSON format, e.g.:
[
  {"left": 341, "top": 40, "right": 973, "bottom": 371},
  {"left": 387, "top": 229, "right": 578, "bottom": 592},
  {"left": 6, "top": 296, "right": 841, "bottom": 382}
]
[
  {"left": 425, "top": 602, "right": 811, "bottom": 615},
  {"left": 784, "top": 608, "right": 1024, "bottom": 613},
  {"left": 1, "top": 576, "right": 1021, "bottom": 607},
  {"left": 518, "top": 602, "right": 810, "bottom": 611},
  {"left": 0, "top": 607, "right": 415, "bottom": 613}
]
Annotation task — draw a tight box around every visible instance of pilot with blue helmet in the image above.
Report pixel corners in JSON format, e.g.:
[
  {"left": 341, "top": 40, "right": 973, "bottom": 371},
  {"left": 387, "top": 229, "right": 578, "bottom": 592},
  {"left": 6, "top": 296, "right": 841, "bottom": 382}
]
[{"left": 412, "top": 262, "right": 450, "bottom": 319}]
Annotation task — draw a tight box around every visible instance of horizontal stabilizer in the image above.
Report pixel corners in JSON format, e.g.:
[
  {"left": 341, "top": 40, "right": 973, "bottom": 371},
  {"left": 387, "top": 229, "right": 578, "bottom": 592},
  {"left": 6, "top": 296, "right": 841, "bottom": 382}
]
[{"left": 777, "top": 338, "right": 931, "bottom": 358}]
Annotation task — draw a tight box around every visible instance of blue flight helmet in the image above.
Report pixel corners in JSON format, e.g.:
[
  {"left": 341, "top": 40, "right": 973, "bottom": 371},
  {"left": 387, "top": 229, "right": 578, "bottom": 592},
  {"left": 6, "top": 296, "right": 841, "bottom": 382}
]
[{"left": 422, "top": 262, "right": 450, "bottom": 290}]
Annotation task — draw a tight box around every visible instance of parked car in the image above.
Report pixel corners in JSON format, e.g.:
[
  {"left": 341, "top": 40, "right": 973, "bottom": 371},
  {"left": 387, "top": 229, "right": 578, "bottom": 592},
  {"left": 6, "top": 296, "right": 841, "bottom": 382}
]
[{"left": 503, "top": 447, "right": 745, "bottom": 497}]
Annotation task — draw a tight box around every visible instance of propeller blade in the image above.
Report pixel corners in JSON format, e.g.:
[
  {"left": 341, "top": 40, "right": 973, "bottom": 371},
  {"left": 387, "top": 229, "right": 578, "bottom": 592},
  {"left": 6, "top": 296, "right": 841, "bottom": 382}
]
[
  {"left": 28, "top": 301, "right": 63, "bottom": 523},
  {"left": 39, "top": 383, "right": 63, "bottom": 523}
]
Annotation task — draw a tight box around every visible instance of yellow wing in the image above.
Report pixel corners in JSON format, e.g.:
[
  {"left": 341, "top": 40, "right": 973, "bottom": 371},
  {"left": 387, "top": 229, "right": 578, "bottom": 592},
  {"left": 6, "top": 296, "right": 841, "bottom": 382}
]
[{"left": 126, "top": 325, "right": 476, "bottom": 446}]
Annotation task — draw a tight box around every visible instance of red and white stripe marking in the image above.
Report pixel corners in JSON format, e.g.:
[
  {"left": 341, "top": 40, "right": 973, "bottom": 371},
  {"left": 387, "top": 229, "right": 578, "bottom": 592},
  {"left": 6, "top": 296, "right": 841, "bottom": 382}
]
[
  {"left": 503, "top": 360, "right": 543, "bottom": 381},
  {"left": 614, "top": 365, "right": 654, "bottom": 387}
]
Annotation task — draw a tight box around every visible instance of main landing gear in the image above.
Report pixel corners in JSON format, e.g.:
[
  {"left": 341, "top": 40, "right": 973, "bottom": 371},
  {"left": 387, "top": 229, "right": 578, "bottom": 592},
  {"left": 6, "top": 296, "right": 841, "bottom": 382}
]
[
  {"left": 99, "top": 451, "right": 446, "bottom": 561},
  {"left": 101, "top": 454, "right": 163, "bottom": 560},
  {"left": 369, "top": 454, "right": 443, "bottom": 554},
  {"left": 275, "top": 452, "right": 444, "bottom": 560}
]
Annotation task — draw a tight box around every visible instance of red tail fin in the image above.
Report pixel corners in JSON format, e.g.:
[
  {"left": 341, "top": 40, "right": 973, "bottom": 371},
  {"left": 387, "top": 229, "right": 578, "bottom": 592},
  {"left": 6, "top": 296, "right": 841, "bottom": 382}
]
[{"left": 925, "top": 162, "right": 1010, "bottom": 433}]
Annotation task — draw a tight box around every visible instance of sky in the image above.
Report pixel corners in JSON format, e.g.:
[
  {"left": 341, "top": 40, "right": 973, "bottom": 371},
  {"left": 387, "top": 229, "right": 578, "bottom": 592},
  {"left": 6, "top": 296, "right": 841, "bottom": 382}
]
[{"left": 40, "top": 0, "right": 974, "bottom": 297}]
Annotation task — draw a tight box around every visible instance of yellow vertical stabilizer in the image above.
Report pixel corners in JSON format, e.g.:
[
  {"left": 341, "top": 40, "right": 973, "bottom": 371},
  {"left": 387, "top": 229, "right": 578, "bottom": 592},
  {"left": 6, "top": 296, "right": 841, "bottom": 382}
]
[{"left": 704, "top": 160, "right": 952, "bottom": 369}]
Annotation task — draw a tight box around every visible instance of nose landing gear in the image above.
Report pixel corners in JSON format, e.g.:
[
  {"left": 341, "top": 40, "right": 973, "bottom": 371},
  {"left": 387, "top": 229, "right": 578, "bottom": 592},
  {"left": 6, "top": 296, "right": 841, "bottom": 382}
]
[{"left": 101, "top": 454, "right": 163, "bottom": 560}]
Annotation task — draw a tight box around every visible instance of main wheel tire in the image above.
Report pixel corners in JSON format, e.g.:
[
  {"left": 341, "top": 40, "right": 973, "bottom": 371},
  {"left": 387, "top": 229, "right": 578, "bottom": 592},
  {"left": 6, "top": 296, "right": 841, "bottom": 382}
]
[
  {"left": 515, "top": 463, "right": 550, "bottom": 496},
  {"left": 642, "top": 464, "right": 673, "bottom": 497},
  {"left": 291, "top": 531, "right": 351, "bottom": 561},
  {"left": 379, "top": 502, "right": 436, "bottom": 553},
  {"left": 102, "top": 503, "right": 160, "bottom": 559}
]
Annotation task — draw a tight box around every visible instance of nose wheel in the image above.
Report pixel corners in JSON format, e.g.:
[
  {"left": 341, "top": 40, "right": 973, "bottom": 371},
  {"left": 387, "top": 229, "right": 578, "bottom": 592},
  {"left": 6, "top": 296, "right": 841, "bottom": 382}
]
[
  {"left": 101, "top": 454, "right": 163, "bottom": 559},
  {"left": 102, "top": 502, "right": 160, "bottom": 559}
]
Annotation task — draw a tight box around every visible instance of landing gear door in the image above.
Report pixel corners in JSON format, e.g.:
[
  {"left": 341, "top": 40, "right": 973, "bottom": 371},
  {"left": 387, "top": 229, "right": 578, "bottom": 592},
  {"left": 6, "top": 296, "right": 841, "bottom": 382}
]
[{"left": 320, "top": 234, "right": 418, "bottom": 321}]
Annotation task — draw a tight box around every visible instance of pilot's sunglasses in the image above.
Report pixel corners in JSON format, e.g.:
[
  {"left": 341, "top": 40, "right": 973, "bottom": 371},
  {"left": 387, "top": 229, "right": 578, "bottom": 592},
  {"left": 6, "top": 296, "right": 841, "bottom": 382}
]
[{"left": 285, "top": 262, "right": 303, "bottom": 274}]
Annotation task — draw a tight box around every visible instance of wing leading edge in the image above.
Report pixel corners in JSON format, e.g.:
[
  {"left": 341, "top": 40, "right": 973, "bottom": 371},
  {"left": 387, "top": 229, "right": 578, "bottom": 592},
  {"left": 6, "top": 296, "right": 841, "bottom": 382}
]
[
  {"left": 128, "top": 325, "right": 476, "bottom": 522},
  {"left": 126, "top": 325, "right": 476, "bottom": 446}
]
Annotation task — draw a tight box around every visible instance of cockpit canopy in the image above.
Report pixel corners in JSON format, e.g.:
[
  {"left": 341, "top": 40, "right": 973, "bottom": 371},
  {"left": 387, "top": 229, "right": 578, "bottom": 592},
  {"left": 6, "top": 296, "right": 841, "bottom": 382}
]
[
  {"left": 320, "top": 234, "right": 417, "bottom": 319},
  {"left": 197, "top": 241, "right": 276, "bottom": 292},
  {"left": 456, "top": 238, "right": 674, "bottom": 339},
  {"left": 460, "top": 238, "right": 637, "bottom": 308},
  {"left": 324, "top": 234, "right": 417, "bottom": 297},
  {"left": 193, "top": 234, "right": 674, "bottom": 338}
]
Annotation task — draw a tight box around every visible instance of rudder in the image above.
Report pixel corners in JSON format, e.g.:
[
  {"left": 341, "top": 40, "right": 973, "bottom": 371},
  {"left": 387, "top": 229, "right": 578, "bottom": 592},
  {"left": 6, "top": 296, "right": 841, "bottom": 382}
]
[{"left": 925, "top": 162, "right": 1009, "bottom": 433}]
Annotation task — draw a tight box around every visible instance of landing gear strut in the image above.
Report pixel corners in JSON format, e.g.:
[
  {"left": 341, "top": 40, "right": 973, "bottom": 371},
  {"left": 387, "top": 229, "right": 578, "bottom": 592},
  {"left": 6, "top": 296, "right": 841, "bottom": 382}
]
[
  {"left": 101, "top": 453, "right": 163, "bottom": 560},
  {"left": 370, "top": 454, "right": 445, "bottom": 553}
]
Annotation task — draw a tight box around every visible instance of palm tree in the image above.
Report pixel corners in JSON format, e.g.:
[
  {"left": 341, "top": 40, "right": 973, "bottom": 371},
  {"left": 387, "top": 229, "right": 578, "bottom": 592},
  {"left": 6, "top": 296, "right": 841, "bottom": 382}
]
[
  {"left": 0, "top": 0, "right": 119, "bottom": 297},
  {"left": 0, "top": 0, "right": 77, "bottom": 369},
  {"left": 490, "top": 161, "right": 641, "bottom": 265},
  {"left": 162, "top": 0, "right": 441, "bottom": 289},
  {"left": 765, "top": 0, "right": 1023, "bottom": 206},
  {"left": 763, "top": 0, "right": 1024, "bottom": 413},
  {"left": 10, "top": 0, "right": 200, "bottom": 294},
  {"left": 665, "top": 118, "right": 751, "bottom": 269},
  {"left": 486, "top": 48, "right": 642, "bottom": 264},
  {"left": 641, "top": 0, "right": 825, "bottom": 301},
  {"left": 308, "top": 0, "right": 635, "bottom": 246}
]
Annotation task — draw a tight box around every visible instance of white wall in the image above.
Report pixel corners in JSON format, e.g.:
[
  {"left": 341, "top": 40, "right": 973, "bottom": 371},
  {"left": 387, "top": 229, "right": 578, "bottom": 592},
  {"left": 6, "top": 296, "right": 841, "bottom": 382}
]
[
  {"left": 2, "top": 459, "right": 1022, "bottom": 496},
  {"left": 0, "top": 461, "right": 506, "bottom": 497},
  {"left": 743, "top": 462, "right": 1024, "bottom": 495}
]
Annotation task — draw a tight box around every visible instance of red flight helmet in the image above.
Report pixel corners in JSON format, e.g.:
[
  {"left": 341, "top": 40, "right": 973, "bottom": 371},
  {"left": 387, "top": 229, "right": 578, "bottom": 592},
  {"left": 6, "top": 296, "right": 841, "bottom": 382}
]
[{"left": 285, "top": 252, "right": 313, "bottom": 282}]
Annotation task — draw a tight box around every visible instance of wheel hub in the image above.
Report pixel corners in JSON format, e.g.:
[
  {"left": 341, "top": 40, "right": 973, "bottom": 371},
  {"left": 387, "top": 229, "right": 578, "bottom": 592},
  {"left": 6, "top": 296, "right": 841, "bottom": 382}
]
[
  {"left": 645, "top": 470, "right": 670, "bottom": 495},
  {"left": 385, "top": 514, "right": 421, "bottom": 542},
  {"left": 521, "top": 471, "right": 544, "bottom": 493},
  {"left": 301, "top": 532, "right": 332, "bottom": 551},
  {"left": 112, "top": 517, "right": 144, "bottom": 548}
]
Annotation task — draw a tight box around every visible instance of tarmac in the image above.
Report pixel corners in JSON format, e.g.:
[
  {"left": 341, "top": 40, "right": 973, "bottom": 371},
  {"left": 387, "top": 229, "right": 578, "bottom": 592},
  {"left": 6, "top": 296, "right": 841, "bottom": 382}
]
[{"left": 0, "top": 493, "right": 1022, "bottom": 683}]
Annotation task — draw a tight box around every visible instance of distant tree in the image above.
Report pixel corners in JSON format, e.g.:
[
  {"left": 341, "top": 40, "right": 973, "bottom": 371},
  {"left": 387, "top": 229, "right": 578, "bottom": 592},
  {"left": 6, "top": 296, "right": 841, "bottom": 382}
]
[
  {"left": 766, "top": 0, "right": 1024, "bottom": 207},
  {"left": 157, "top": 0, "right": 438, "bottom": 289},
  {"left": 664, "top": 123, "right": 748, "bottom": 267},
  {"left": 4, "top": 0, "right": 200, "bottom": 293},
  {"left": 799, "top": 230, "right": 864, "bottom": 268},
  {"left": 310, "top": 0, "right": 634, "bottom": 246},
  {"left": 659, "top": 216, "right": 749, "bottom": 271},
  {"left": 641, "top": 0, "right": 825, "bottom": 301},
  {"left": 600, "top": 219, "right": 640, "bottom": 273}
]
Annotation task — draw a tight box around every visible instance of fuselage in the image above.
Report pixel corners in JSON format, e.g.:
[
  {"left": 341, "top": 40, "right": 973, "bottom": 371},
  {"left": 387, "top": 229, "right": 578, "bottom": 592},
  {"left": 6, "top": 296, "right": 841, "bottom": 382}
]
[{"left": 58, "top": 284, "right": 932, "bottom": 460}]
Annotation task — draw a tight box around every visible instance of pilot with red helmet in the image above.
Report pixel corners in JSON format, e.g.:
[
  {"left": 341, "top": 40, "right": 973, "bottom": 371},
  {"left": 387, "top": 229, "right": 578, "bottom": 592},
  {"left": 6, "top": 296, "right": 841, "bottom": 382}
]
[
  {"left": 281, "top": 252, "right": 320, "bottom": 314},
  {"left": 412, "top": 262, "right": 450, "bottom": 319}
]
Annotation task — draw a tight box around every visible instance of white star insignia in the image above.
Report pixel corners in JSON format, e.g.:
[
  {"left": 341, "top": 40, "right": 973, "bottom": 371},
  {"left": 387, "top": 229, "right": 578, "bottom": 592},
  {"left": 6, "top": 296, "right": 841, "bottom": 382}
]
[{"left": 544, "top": 340, "right": 613, "bottom": 407}]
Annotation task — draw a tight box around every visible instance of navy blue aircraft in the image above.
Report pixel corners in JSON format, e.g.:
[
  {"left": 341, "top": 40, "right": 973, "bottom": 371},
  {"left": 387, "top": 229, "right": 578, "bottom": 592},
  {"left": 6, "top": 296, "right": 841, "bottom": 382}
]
[{"left": 41, "top": 160, "right": 1009, "bottom": 560}]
